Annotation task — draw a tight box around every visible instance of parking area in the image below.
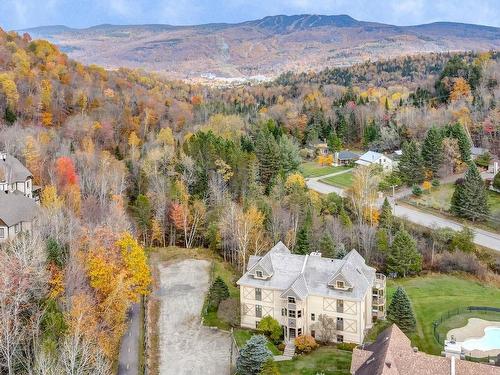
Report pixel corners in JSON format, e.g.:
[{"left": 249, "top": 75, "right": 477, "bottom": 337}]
[{"left": 158, "top": 259, "right": 232, "bottom": 375}]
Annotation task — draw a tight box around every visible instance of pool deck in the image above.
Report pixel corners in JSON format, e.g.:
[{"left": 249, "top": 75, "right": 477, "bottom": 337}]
[{"left": 447, "top": 318, "right": 500, "bottom": 357}]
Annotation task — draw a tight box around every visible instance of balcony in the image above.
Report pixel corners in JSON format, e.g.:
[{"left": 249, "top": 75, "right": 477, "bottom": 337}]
[
  {"left": 372, "top": 295, "right": 385, "bottom": 306},
  {"left": 288, "top": 318, "right": 296, "bottom": 328},
  {"left": 374, "top": 273, "right": 386, "bottom": 289},
  {"left": 288, "top": 303, "right": 296, "bottom": 310}
]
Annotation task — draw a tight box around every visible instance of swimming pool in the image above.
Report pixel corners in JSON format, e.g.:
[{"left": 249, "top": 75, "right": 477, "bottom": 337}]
[{"left": 462, "top": 326, "right": 500, "bottom": 352}]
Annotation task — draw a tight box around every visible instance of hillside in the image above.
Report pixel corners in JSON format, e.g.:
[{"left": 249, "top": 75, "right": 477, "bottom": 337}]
[{"left": 21, "top": 14, "right": 500, "bottom": 80}]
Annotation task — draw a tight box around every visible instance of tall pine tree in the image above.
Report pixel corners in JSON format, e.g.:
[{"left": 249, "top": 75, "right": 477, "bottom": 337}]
[
  {"left": 236, "top": 335, "right": 272, "bottom": 375},
  {"left": 387, "top": 229, "right": 422, "bottom": 277},
  {"left": 446, "top": 123, "right": 471, "bottom": 163},
  {"left": 254, "top": 127, "right": 280, "bottom": 192},
  {"left": 379, "top": 197, "right": 393, "bottom": 230},
  {"left": 398, "top": 141, "right": 425, "bottom": 186},
  {"left": 451, "top": 163, "right": 489, "bottom": 221},
  {"left": 421, "top": 126, "right": 444, "bottom": 178},
  {"left": 387, "top": 287, "right": 416, "bottom": 333}
]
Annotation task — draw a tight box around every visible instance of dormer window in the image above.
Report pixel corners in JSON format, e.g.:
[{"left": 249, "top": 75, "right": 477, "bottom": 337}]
[
  {"left": 336, "top": 281, "right": 345, "bottom": 289},
  {"left": 256, "top": 270, "right": 263, "bottom": 278},
  {"left": 288, "top": 296, "right": 296, "bottom": 304}
]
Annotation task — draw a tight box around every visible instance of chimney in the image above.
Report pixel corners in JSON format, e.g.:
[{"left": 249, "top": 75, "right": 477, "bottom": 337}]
[
  {"left": 450, "top": 356, "right": 456, "bottom": 375},
  {"left": 413, "top": 347, "right": 418, "bottom": 353},
  {"left": 385, "top": 361, "right": 391, "bottom": 368}
]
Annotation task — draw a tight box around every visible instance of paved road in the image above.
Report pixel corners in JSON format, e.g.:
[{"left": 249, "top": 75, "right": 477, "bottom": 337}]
[
  {"left": 305, "top": 171, "right": 500, "bottom": 253},
  {"left": 118, "top": 303, "right": 141, "bottom": 375}
]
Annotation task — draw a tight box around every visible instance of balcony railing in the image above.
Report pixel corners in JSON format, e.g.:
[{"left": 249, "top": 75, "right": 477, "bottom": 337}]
[
  {"left": 288, "top": 318, "right": 296, "bottom": 328},
  {"left": 374, "top": 273, "right": 386, "bottom": 289},
  {"left": 372, "top": 296, "right": 385, "bottom": 306}
]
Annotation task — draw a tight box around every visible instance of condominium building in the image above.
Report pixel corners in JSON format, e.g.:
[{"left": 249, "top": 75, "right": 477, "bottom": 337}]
[{"left": 237, "top": 242, "right": 386, "bottom": 344}]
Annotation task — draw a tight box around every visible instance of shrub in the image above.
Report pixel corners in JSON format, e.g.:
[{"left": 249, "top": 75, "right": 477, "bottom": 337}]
[
  {"left": 257, "top": 316, "right": 282, "bottom": 343},
  {"left": 336, "top": 342, "right": 357, "bottom": 351},
  {"left": 431, "top": 179, "right": 440, "bottom": 187},
  {"left": 277, "top": 343, "right": 286, "bottom": 352},
  {"left": 259, "top": 358, "right": 281, "bottom": 375},
  {"left": 237, "top": 335, "right": 272, "bottom": 375},
  {"left": 475, "top": 152, "right": 492, "bottom": 168},
  {"left": 412, "top": 185, "right": 423, "bottom": 196},
  {"left": 434, "top": 251, "right": 487, "bottom": 279},
  {"left": 217, "top": 298, "right": 240, "bottom": 327},
  {"left": 494, "top": 171, "right": 500, "bottom": 190},
  {"left": 422, "top": 180, "right": 432, "bottom": 191},
  {"left": 294, "top": 335, "right": 318, "bottom": 353}
]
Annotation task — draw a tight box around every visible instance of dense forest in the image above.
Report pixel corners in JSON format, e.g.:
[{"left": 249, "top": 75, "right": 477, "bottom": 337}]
[{"left": 0, "top": 27, "right": 499, "bottom": 373}]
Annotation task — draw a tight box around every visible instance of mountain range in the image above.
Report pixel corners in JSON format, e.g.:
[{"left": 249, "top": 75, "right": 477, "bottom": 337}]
[{"left": 21, "top": 14, "right": 500, "bottom": 80}]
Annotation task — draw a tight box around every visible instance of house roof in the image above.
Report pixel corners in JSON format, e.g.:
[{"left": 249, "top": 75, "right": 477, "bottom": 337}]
[
  {"left": 358, "top": 151, "right": 389, "bottom": 163},
  {"left": 0, "top": 153, "right": 32, "bottom": 184},
  {"left": 471, "top": 147, "right": 488, "bottom": 156},
  {"left": 338, "top": 150, "right": 360, "bottom": 160},
  {"left": 351, "top": 324, "right": 500, "bottom": 375},
  {"left": 0, "top": 192, "right": 38, "bottom": 227},
  {"left": 237, "top": 242, "right": 375, "bottom": 301}
]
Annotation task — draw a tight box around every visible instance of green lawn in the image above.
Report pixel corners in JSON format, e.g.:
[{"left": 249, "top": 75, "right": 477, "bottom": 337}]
[
  {"left": 299, "top": 162, "right": 350, "bottom": 178},
  {"left": 233, "top": 328, "right": 281, "bottom": 355},
  {"left": 406, "top": 184, "right": 500, "bottom": 232},
  {"left": 320, "top": 171, "right": 353, "bottom": 188},
  {"left": 276, "top": 347, "right": 352, "bottom": 375},
  {"left": 383, "top": 274, "right": 500, "bottom": 355}
]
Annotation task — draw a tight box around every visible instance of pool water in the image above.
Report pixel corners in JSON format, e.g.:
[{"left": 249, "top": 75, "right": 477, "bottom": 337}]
[{"left": 462, "top": 326, "right": 500, "bottom": 352}]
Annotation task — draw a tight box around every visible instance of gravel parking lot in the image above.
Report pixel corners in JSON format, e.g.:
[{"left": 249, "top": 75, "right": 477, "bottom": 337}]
[{"left": 158, "top": 259, "right": 232, "bottom": 375}]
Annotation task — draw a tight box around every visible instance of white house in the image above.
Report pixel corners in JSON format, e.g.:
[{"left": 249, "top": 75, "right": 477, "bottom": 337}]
[
  {"left": 0, "top": 151, "right": 38, "bottom": 199},
  {"left": 237, "top": 242, "right": 386, "bottom": 344},
  {"left": 0, "top": 192, "right": 38, "bottom": 243},
  {"left": 355, "top": 151, "right": 394, "bottom": 171}
]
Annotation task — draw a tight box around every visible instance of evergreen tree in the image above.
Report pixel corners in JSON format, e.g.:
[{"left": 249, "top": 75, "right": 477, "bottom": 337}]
[
  {"left": 339, "top": 206, "right": 352, "bottom": 228},
  {"left": 254, "top": 127, "right": 281, "bottom": 192},
  {"left": 132, "top": 194, "right": 152, "bottom": 242},
  {"left": 363, "top": 119, "right": 380, "bottom": 146},
  {"left": 295, "top": 225, "right": 310, "bottom": 255},
  {"left": 421, "top": 126, "right": 444, "bottom": 178},
  {"left": 327, "top": 131, "right": 342, "bottom": 153},
  {"left": 207, "top": 276, "right": 230, "bottom": 311},
  {"left": 376, "top": 228, "right": 390, "bottom": 254},
  {"left": 237, "top": 335, "right": 272, "bottom": 375},
  {"left": 335, "top": 243, "right": 347, "bottom": 259},
  {"left": 493, "top": 170, "right": 500, "bottom": 190},
  {"left": 446, "top": 123, "right": 471, "bottom": 163},
  {"left": 319, "top": 234, "right": 335, "bottom": 258},
  {"left": 379, "top": 197, "right": 393, "bottom": 230},
  {"left": 4, "top": 106, "right": 16, "bottom": 125},
  {"left": 398, "top": 141, "right": 425, "bottom": 186},
  {"left": 387, "top": 229, "right": 422, "bottom": 277},
  {"left": 451, "top": 163, "right": 489, "bottom": 221},
  {"left": 387, "top": 287, "right": 416, "bottom": 333},
  {"left": 278, "top": 135, "right": 301, "bottom": 175}
]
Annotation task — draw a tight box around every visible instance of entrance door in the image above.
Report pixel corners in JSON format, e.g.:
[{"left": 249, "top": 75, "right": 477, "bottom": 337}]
[{"left": 289, "top": 328, "right": 296, "bottom": 339}]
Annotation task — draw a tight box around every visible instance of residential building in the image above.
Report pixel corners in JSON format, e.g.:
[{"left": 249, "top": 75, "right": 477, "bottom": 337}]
[
  {"left": 313, "top": 142, "right": 329, "bottom": 156},
  {"left": 334, "top": 150, "right": 360, "bottom": 166},
  {"left": 0, "top": 192, "right": 38, "bottom": 243},
  {"left": 237, "top": 242, "right": 386, "bottom": 344},
  {"left": 351, "top": 324, "right": 500, "bottom": 374},
  {"left": 355, "top": 151, "right": 394, "bottom": 171},
  {"left": 0, "top": 151, "right": 39, "bottom": 199}
]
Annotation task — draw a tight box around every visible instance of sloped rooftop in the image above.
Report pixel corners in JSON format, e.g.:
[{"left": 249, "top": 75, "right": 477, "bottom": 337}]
[
  {"left": 237, "top": 242, "right": 376, "bottom": 301},
  {"left": 0, "top": 153, "right": 32, "bottom": 184}
]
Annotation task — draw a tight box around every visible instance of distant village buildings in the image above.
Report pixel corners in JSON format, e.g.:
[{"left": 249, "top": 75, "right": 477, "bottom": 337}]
[{"left": 0, "top": 151, "right": 39, "bottom": 243}]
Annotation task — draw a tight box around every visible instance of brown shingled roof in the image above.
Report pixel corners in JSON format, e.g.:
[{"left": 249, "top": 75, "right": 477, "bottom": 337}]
[{"left": 351, "top": 324, "right": 500, "bottom": 375}]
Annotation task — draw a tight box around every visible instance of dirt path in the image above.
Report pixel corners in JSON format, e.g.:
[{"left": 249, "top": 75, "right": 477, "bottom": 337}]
[
  {"left": 118, "top": 303, "right": 140, "bottom": 375},
  {"left": 158, "top": 259, "right": 232, "bottom": 375}
]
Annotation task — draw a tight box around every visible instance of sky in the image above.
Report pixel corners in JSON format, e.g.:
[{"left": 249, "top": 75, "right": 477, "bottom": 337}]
[{"left": 0, "top": 0, "right": 499, "bottom": 30}]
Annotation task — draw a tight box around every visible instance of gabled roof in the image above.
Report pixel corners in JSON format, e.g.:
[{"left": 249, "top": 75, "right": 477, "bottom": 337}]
[
  {"left": 238, "top": 243, "right": 376, "bottom": 301},
  {"left": 351, "top": 324, "right": 500, "bottom": 375},
  {"left": 0, "top": 153, "right": 32, "bottom": 184},
  {"left": 0, "top": 192, "right": 38, "bottom": 227},
  {"left": 337, "top": 150, "right": 360, "bottom": 160},
  {"left": 357, "top": 151, "right": 392, "bottom": 164}
]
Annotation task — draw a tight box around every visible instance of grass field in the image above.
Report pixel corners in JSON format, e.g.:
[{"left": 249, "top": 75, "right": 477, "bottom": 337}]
[
  {"left": 233, "top": 329, "right": 281, "bottom": 355},
  {"left": 299, "top": 162, "right": 350, "bottom": 178},
  {"left": 384, "top": 274, "right": 500, "bottom": 355},
  {"left": 406, "top": 183, "right": 500, "bottom": 232},
  {"left": 276, "top": 347, "right": 352, "bottom": 375},
  {"left": 435, "top": 311, "right": 500, "bottom": 342},
  {"left": 320, "top": 171, "right": 353, "bottom": 188}
]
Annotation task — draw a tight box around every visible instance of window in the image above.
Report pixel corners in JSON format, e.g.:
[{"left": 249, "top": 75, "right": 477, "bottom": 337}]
[
  {"left": 281, "top": 308, "right": 287, "bottom": 316},
  {"left": 0, "top": 228, "right": 4, "bottom": 238},
  {"left": 311, "top": 329, "right": 316, "bottom": 338},
  {"left": 336, "top": 281, "right": 345, "bottom": 289},
  {"left": 297, "top": 310, "right": 302, "bottom": 318},
  {"left": 255, "top": 305, "right": 262, "bottom": 318},
  {"left": 311, "top": 313, "right": 315, "bottom": 321},
  {"left": 336, "top": 317, "right": 344, "bottom": 331},
  {"left": 297, "top": 328, "right": 302, "bottom": 336},
  {"left": 288, "top": 310, "right": 296, "bottom": 318},
  {"left": 337, "top": 299, "right": 344, "bottom": 313},
  {"left": 255, "top": 288, "right": 262, "bottom": 301},
  {"left": 256, "top": 270, "right": 263, "bottom": 278},
  {"left": 288, "top": 296, "right": 296, "bottom": 304},
  {"left": 337, "top": 335, "right": 344, "bottom": 343}
]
